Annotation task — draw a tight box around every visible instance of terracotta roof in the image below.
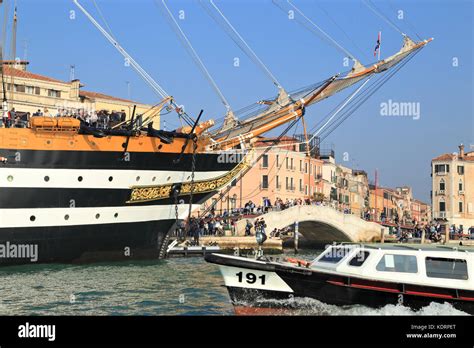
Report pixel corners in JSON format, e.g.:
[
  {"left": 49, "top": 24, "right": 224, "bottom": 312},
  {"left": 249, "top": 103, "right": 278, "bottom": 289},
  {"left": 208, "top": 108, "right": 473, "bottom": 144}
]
[
  {"left": 432, "top": 152, "right": 474, "bottom": 162},
  {"left": 79, "top": 90, "right": 135, "bottom": 104},
  {"left": 2, "top": 66, "right": 66, "bottom": 84},
  {"left": 432, "top": 153, "right": 455, "bottom": 161}
]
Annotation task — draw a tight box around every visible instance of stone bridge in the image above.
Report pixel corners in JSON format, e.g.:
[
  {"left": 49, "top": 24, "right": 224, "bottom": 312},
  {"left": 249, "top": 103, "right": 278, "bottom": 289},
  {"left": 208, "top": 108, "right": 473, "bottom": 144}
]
[{"left": 236, "top": 205, "right": 388, "bottom": 245}]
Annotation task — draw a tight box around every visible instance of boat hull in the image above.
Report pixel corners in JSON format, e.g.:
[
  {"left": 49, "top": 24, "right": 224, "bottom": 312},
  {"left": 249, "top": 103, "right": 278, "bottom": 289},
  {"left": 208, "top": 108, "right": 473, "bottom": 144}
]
[{"left": 206, "top": 254, "right": 474, "bottom": 315}]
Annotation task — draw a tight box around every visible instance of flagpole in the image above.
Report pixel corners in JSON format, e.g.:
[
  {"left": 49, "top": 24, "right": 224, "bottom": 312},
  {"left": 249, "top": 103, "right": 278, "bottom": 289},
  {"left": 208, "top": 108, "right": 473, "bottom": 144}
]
[{"left": 378, "top": 31, "right": 381, "bottom": 60}]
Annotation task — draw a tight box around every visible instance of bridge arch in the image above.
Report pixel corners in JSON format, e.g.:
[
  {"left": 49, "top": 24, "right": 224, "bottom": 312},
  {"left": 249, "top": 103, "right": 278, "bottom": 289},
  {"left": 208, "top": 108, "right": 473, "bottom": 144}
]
[{"left": 237, "top": 205, "right": 386, "bottom": 245}]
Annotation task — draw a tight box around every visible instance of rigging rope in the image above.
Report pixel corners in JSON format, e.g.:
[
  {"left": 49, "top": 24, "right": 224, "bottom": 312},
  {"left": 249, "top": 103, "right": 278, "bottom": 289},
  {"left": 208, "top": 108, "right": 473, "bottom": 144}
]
[
  {"left": 202, "top": 0, "right": 283, "bottom": 89},
  {"left": 314, "top": 1, "right": 370, "bottom": 62},
  {"left": 387, "top": 0, "right": 423, "bottom": 41},
  {"left": 315, "top": 49, "right": 420, "bottom": 146},
  {"left": 273, "top": 0, "right": 357, "bottom": 61},
  {"left": 158, "top": 0, "right": 232, "bottom": 113},
  {"left": 307, "top": 76, "right": 372, "bottom": 144},
  {"left": 92, "top": 0, "right": 116, "bottom": 40},
  {"left": 363, "top": 0, "right": 406, "bottom": 37}
]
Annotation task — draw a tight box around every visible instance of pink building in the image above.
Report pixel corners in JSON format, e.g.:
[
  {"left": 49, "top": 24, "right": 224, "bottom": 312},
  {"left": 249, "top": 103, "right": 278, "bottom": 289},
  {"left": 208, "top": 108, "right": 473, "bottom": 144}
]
[{"left": 202, "top": 136, "right": 324, "bottom": 213}]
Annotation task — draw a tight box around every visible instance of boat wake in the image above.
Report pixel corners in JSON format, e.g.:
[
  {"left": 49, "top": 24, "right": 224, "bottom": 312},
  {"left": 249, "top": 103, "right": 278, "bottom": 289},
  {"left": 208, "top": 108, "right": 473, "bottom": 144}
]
[{"left": 234, "top": 297, "right": 469, "bottom": 316}]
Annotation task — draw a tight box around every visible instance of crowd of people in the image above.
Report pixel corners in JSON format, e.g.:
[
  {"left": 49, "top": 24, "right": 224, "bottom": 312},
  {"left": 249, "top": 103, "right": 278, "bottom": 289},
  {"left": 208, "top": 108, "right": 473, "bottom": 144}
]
[{"left": 1, "top": 107, "right": 130, "bottom": 129}]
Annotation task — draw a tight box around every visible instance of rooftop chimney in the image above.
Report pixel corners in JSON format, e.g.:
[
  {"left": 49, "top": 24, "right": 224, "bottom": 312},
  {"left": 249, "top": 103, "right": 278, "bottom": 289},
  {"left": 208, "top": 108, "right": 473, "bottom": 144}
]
[
  {"left": 459, "top": 144, "right": 465, "bottom": 158},
  {"left": 2, "top": 60, "right": 29, "bottom": 71}
]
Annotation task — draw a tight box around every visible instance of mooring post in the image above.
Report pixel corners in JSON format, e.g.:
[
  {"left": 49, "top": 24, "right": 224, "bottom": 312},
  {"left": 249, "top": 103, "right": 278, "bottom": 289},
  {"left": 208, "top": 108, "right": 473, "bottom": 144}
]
[
  {"left": 294, "top": 221, "right": 299, "bottom": 254},
  {"left": 380, "top": 227, "right": 385, "bottom": 244},
  {"left": 444, "top": 227, "right": 449, "bottom": 245},
  {"left": 421, "top": 229, "right": 425, "bottom": 244}
]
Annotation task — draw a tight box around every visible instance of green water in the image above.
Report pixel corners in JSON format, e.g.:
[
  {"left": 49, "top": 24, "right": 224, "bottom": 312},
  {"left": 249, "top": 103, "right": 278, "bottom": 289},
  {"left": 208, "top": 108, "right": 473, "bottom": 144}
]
[{"left": 0, "top": 257, "right": 233, "bottom": 315}]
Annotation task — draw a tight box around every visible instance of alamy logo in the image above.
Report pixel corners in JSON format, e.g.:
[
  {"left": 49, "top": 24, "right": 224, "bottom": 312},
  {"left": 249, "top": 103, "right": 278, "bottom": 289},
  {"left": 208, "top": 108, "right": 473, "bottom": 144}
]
[
  {"left": 0, "top": 242, "right": 38, "bottom": 262},
  {"left": 380, "top": 99, "right": 420, "bottom": 120},
  {"left": 217, "top": 151, "right": 246, "bottom": 164},
  {"left": 18, "top": 322, "right": 56, "bottom": 341}
]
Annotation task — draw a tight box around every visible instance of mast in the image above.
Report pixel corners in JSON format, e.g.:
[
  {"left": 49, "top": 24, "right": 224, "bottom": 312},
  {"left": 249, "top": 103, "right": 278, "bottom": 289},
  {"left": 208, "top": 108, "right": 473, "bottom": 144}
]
[
  {"left": 0, "top": 0, "right": 8, "bottom": 114},
  {"left": 9, "top": 3, "right": 16, "bottom": 106}
]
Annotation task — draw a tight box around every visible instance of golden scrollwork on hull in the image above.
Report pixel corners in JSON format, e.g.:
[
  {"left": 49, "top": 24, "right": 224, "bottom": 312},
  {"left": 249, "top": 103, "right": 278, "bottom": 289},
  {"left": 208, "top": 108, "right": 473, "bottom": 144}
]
[{"left": 127, "top": 151, "right": 252, "bottom": 204}]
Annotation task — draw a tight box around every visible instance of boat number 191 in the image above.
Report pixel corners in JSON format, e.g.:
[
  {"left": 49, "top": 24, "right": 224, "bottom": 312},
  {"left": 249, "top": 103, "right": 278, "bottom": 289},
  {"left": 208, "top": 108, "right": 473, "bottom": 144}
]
[{"left": 236, "top": 271, "right": 266, "bottom": 285}]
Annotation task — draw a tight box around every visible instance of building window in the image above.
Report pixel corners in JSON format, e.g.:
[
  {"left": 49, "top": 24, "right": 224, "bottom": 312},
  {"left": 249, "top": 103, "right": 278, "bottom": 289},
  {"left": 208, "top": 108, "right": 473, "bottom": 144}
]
[
  {"left": 459, "top": 180, "right": 463, "bottom": 191},
  {"left": 286, "top": 157, "right": 289, "bottom": 169},
  {"left": 439, "top": 201, "right": 446, "bottom": 212},
  {"left": 299, "top": 179, "right": 303, "bottom": 192},
  {"left": 434, "top": 164, "right": 449, "bottom": 174},
  {"left": 261, "top": 154, "right": 268, "bottom": 168},
  {"left": 305, "top": 185, "right": 308, "bottom": 195},
  {"left": 261, "top": 175, "right": 268, "bottom": 189},
  {"left": 35, "top": 87, "right": 40, "bottom": 95},
  {"left": 310, "top": 164, "right": 313, "bottom": 175},
  {"left": 299, "top": 160, "right": 302, "bottom": 172},
  {"left": 439, "top": 179, "right": 445, "bottom": 191},
  {"left": 459, "top": 201, "right": 463, "bottom": 213},
  {"left": 290, "top": 177, "right": 294, "bottom": 190},
  {"left": 458, "top": 166, "right": 464, "bottom": 175},
  {"left": 276, "top": 155, "right": 279, "bottom": 167},
  {"left": 13, "top": 84, "right": 25, "bottom": 93},
  {"left": 286, "top": 177, "right": 289, "bottom": 190},
  {"left": 48, "top": 89, "right": 61, "bottom": 98},
  {"left": 290, "top": 158, "right": 294, "bottom": 170},
  {"left": 25, "top": 86, "right": 35, "bottom": 94},
  {"left": 276, "top": 175, "right": 280, "bottom": 189},
  {"left": 305, "top": 162, "right": 308, "bottom": 174}
]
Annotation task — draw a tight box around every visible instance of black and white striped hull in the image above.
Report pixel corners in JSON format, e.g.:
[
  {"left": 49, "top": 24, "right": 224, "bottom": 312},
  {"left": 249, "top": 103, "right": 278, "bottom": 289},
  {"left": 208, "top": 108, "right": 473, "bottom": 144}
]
[{"left": 0, "top": 150, "right": 234, "bottom": 265}]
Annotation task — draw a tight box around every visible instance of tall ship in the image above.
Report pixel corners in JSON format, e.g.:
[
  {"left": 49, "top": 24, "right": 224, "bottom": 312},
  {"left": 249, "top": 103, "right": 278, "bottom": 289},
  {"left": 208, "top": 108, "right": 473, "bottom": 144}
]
[{"left": 0, "top": 0, "right": 432, "bottom": 265}]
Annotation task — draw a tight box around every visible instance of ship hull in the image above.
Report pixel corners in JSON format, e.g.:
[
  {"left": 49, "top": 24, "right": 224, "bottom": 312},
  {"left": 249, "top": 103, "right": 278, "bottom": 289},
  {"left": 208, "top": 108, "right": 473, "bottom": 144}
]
[{"left": 0, "top": 143, "right": 237, "bottom": 266}]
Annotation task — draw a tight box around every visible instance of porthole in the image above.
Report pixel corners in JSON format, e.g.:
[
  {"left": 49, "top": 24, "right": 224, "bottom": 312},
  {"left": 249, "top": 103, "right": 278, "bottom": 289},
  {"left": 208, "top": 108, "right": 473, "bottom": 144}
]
[
  {"left": 186, "top": 176, "right": 190, "bottom": 180},
  {"left": 77, "top": 176, "right": 83, "bottom": 182},
  {"left": 136, "top": 176, "right": 140, "bottom": 182},
  {"left": 30, "top": 215, "right": 36, "bottom": 222},
  {"left": 167, "top": 176, "right": 171, "bottom": 181},
  {"left": 95, "top": 213, "right": 100, "bottom": 219},
  {"left": 152, "top": 177, "right": 156, "bottom": 182},
  {"left": 7, "top": 175, "right": 13, "bottom": 182},
  {"left": 108, "top": 176, "right": 113, "bottom": 182},
  {"left": 44, "top": 176, "right": 50, "bottom": 182},
  {"left": 158, "top": 144, "right": 163, "bottom": 150},
  {"left": 64, "top": 214, "right": 70, "bottom": 220},
  {"left": 114, "top": 213, "right": 119, "bottom": 218}
]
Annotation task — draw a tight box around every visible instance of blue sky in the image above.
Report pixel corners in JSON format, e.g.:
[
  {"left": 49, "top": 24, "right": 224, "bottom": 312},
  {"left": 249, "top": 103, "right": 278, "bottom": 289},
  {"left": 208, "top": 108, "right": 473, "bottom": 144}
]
[{"left": 7, "top": 0, "right": 474, "bottom": 202}]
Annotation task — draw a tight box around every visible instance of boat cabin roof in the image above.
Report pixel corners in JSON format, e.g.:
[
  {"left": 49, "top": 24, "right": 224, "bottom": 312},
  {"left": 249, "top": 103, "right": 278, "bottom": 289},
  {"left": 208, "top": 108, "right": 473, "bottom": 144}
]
[{"left": 309, "top": 243, "right": 474, "bottom": 291}]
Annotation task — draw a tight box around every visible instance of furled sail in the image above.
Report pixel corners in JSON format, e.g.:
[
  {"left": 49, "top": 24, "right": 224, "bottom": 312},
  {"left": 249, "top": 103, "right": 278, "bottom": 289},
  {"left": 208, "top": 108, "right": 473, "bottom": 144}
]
[{"left": 207, "top": 36, "right": 432, "bottom": 150}]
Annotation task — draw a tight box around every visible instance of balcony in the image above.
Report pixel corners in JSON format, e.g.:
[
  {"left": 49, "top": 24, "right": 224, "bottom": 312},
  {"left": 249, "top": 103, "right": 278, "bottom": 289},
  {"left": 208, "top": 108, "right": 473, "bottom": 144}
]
[
  {"left": 435, "top": 190, "right": 445, "bottom": 196},
  {"left": 459, "top": 190, "right": 465, "bottom": 195},
  {"left": 434, "top": 212, "right": 447, "bottom": 219},
  {"left": 435, "top": 171, "right": 447, "bottom": 176}
]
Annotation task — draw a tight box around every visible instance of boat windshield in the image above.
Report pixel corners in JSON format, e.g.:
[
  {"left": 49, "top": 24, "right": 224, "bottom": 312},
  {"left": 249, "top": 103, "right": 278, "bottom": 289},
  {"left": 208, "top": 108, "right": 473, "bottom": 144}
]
[{"left": 316, "top": 246, "right": 353, "bottom": 264}]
